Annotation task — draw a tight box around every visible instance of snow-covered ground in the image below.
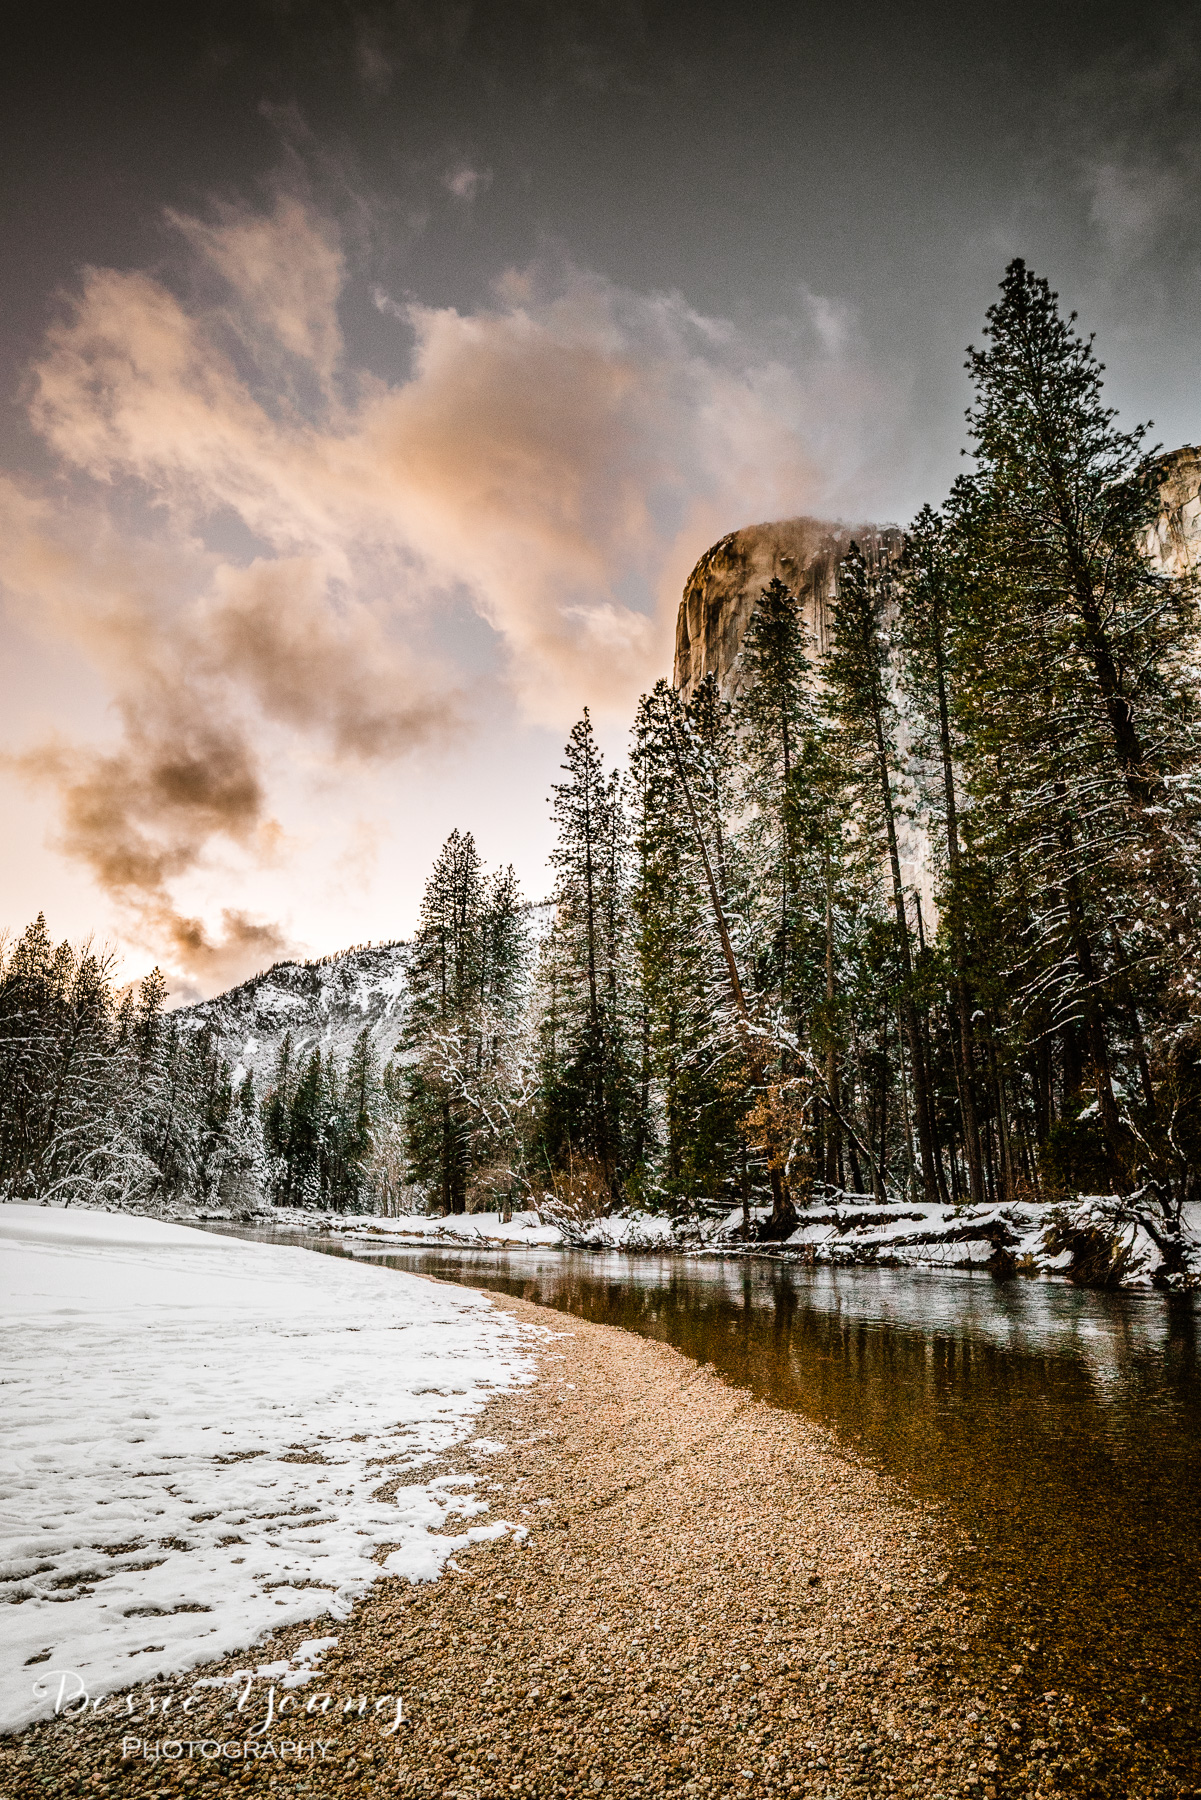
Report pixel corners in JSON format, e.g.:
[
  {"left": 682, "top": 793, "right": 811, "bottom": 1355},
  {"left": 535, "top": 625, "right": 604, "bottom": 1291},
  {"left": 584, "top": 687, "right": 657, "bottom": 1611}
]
[
  {"left": 213, "top": 1205, "right": 685, "bottom": 1252},
  {"left": 0, "top": 1206, "right": 539, "bottom": 1736}
]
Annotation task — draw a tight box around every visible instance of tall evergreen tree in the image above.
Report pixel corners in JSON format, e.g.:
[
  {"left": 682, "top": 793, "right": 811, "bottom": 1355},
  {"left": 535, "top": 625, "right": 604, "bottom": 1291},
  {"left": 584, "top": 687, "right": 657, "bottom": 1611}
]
[
  {"left": 733, "top": 579, "right": 814, "bottom": 1019},
  {"left": 629, "top": 680, "right": 747, "bottom": 1207},
  {"left": 900, "top": 507, "right": 986, "bottom": 1205},
  {"left": 536, "top": 711, "right": 636, "bottom": 1201},
  {"left": 402, "top": 830, "right": 486, "bottom": 1212},
  {"left": 642, "top": 679, "right": 803, "bottom": 1232},
  {"left": 403, "top": 832, "right": 532, "bottom": 1212},
  {"left": 949, "top": 259, "right": 1201, "bottom": 1199}
]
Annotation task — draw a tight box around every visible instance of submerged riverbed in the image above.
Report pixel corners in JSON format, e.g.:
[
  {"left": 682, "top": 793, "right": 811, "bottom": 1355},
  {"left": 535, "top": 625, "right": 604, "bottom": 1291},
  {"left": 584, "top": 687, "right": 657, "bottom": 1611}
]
[{"left": 213, "top": 1229, "right": 1201, "bottom": 1791}]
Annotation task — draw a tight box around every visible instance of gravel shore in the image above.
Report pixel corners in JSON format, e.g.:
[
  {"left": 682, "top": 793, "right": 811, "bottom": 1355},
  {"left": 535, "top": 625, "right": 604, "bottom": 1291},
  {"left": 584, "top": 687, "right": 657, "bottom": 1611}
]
[{"left": 0, "top": 1287, "right": 1118, "bottom": 1799}]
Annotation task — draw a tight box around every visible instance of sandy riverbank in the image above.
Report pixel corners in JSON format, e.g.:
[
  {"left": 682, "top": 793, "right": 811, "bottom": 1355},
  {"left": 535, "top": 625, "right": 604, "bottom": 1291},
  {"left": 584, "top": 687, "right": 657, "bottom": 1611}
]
[{"left": 0, "top": 1289, "right": 1138, "bottom": 1800}]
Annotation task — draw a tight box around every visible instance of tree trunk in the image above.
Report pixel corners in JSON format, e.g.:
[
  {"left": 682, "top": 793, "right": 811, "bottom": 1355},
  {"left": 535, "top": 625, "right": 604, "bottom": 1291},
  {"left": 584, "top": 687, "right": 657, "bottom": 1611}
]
[
  {"left": 869, "top": 693, "right": 948, "bottom": 1204},
  {"left": 823, "top": 851, "right": 843, "bottom": 1189},
  {"left": 931, "top": 623, "right": 985, "bottom": 1206}
]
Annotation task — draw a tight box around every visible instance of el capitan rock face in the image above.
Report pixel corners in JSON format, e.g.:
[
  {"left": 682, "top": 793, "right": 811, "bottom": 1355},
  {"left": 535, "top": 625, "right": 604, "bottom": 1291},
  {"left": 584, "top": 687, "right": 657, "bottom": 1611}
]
[
  {"left": 673, "top": 517, "right": 900, "bottom": 701},
  {"left": 674, "top": 447, "right": 1201, "bottom": 701},
  {"left": 1148, "top": 444, "right": 1201, "bottom": 579}
]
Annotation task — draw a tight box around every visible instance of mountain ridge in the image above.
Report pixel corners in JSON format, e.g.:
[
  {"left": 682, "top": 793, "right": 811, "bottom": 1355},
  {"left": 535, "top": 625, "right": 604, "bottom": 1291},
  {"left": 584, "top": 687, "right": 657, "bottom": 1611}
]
[{"left": 178, "top": 940, "right": 411, "bottom": 1089}]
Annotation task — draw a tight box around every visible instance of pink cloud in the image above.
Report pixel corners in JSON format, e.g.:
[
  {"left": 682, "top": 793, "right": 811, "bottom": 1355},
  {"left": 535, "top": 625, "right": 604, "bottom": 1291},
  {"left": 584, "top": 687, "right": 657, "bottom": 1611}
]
[{"left": 6, "top": 195, "right": 885, "bottom": 985}]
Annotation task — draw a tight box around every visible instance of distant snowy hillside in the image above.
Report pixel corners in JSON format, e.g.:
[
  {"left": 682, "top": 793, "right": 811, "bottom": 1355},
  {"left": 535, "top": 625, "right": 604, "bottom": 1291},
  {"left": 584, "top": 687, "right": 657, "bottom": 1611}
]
[{"left": 178, "top": 941, "right": 410, "bottom": 1088}]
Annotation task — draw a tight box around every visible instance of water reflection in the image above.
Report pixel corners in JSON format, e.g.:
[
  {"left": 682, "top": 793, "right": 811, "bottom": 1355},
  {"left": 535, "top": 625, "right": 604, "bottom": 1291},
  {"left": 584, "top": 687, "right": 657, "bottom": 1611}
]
[{"left": 211, "top": 1229, "right": 1201, "bottom": 1781}]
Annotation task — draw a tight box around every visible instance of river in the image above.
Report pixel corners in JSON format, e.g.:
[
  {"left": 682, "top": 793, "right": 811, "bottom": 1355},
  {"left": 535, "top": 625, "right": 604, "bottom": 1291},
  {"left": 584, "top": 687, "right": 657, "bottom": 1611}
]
[{"left": 210, "top": 1229, "right": 1201, "bottom": 1790}]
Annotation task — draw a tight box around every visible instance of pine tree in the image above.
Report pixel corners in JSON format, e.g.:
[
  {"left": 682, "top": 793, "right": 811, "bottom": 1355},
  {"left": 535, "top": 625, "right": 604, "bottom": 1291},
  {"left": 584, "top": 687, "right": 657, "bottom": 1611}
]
[
  {"left": 949, "top": 259, "right": 1201, "bottom": 1199},
  {"left": 0, "top": 914, "right": 58, "bottom": 1193},
  {"left": 900, "top": 507, "right": 986, "bottom": 1205},
  {"left": 338, "top": 1028, "right": 380, "bottom": 1211},
  {"left": 403, "top": 832, "right": 531, "bottom": 1212},
  {"left": 536, "top": 713, "right": 636, "bottom": 1202},
  {"left": 289, "top": 1047, "right": 325, "bottom": 1207},
  {"left": 628, "top": 681, "right": 748, "bottom": 1208},
  {"left": 219, "top": 1072, "right": 268, "bottom": 1210},
  {"left": 402, "top": 830, "right": 485, "bottom": 1212},
  {"left": 640, "top": 679, "right": 804, "bottom": 1233},
  {"left": 262, "top": 1030, "right": 296, "bottom": 1198},
  {"left": 733, "top": 579, "right": 815, "bottom": 1019}
]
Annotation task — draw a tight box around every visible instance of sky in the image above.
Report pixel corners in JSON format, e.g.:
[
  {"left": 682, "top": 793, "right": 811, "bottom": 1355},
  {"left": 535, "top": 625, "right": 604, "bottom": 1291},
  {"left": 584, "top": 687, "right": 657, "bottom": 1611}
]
[{"left": 3, "top": 0, "right": 1201, "bottom": 999}]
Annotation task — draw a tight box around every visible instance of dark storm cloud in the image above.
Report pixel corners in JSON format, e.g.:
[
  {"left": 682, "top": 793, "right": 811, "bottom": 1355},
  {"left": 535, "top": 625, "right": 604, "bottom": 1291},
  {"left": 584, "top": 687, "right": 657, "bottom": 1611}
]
[{"left": 12, "top": 696, "right": 291, "bottom": 993}]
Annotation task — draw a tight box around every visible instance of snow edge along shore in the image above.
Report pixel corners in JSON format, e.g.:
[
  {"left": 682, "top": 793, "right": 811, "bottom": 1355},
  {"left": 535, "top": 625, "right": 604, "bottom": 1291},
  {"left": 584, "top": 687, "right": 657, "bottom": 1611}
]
[{"left": 175, "top": 1192, "right": 1201, "bottom": 1291}]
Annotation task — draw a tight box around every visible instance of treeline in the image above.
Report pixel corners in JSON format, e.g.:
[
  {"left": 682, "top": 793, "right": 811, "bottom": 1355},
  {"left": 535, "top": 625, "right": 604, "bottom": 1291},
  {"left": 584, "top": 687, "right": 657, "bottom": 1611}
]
[
  {"left": 402, "top": 262, "right": 1201, "bottom": 1231},
  {"left": 0, "top": 917, "right": 398, "bottom": 1212},
  {"left": 4, "top": 262, "right": 1200, "bottom": 1228},
  {"left": 0, "top": 920, "right": 255, "bottom": 1209}
]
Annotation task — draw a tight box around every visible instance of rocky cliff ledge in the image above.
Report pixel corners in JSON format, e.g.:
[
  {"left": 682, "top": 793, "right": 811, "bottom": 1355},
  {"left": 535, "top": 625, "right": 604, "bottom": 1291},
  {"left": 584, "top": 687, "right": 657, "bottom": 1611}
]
[
  {"left": 672, "top": 516, "right": 899, "bottom": 700},
  {"left": 1149, "top": 443, "right": 1201, "bottom": 577},
  {"left": 674, "top": 445, "right": 1201, "bottom": 700}
]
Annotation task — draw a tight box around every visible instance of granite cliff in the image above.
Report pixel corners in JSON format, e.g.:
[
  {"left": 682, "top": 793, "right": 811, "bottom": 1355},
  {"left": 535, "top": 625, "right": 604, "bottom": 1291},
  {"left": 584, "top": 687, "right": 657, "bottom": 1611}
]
[
  {"left": 673, "top": 517, "right": 898, "bottom": 701},
  {"left": 674, "top": 446, "right": 1201, "bottom": 699},
  {"left": 1148, "top": 444, "right": 1201, "bottom": 578}
]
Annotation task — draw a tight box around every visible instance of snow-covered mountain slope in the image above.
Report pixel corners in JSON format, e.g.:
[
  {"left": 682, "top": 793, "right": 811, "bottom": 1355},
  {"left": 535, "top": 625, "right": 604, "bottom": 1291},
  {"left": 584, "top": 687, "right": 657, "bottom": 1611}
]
[{"left": 178, "top": 941, "right": 409, "bottom": 1088}]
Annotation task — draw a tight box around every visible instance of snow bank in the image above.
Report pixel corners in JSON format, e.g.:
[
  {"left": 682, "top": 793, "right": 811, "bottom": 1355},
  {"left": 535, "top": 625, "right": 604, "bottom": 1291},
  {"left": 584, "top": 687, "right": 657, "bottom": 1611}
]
[
  {"left": 333, "top": 1208, "right": 564, "bottom": 1248},
  {"left": 781, "top": 1191, "right": 1201, "bottom": 1287},
  {"left": 259, "top": 1206, "right": 683, "bottom": 1253},
  {"left": 0, "top": 1205, "right": 537, "bottom": 1735},
  {"left": 180, "top": 1191, "right": 1201, "bottom": 1287}
]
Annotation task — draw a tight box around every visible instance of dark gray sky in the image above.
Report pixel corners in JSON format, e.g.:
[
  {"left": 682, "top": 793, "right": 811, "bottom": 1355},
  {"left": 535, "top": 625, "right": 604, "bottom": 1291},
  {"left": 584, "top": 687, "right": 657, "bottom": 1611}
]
[
  {"left": 3, "top": 0, "right": 1200, "bottom": 990},
  {"left": 5, "top": 1, "right": 1200, "bottom": 464}
]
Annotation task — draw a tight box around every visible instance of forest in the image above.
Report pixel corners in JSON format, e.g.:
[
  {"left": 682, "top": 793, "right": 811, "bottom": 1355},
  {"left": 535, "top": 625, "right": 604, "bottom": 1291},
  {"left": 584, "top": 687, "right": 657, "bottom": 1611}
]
[{"left": 2, "top": 262, "right": 1199, "bottom": 1235}]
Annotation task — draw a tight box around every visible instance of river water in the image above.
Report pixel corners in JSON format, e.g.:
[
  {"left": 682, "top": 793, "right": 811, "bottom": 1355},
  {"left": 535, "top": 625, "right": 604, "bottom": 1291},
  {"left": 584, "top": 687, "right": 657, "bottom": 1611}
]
[{"left": 212, "top": 1231, "right": 1201, "bottom": 1789}]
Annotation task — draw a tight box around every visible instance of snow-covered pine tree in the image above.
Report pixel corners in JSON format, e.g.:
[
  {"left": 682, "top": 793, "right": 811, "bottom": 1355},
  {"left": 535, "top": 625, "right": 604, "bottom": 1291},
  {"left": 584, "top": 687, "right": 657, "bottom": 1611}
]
[
  {"left": 732, "top": 578, "right": 816, "bottom": 1023},
  {"left": 535, "top": 711, "right": 637, "bottom": 1205},
  {"left": 0, "top": 919, "right": 129, "bottom": 1203},
  {"left": 949, "top": 259, "right": 1201, "bottom": 1201},
  {"left": 640, "top": 679, "right": 805, "bottom": 1232},
  {"left": 402, "top": 831, "right": 531, "bottom": 1212},
  {"left": 218, "top": 1072, "right": 269, "bottom": 1211},
  {"left": 337, "top": 1027, "right": 380, "bottom": 1211},
  {"left": 899, "top": 506, "right": 987, "bottom": 1206},
  {"left": 628, "top": 681, "right": 746, "bottom": 1208}
]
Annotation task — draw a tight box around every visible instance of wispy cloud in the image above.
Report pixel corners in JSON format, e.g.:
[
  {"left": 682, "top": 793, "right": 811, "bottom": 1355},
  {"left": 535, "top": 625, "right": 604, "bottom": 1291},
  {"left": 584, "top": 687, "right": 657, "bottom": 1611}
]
[
  {"left": 443, "top": 164, "right": 492, "bottom": 202},
  {"left": 4, "top": 192, "right": 890, "bottom": 988},
  {"left": 1038, "top": 38, "right": 1201, "bottom": 302}
]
